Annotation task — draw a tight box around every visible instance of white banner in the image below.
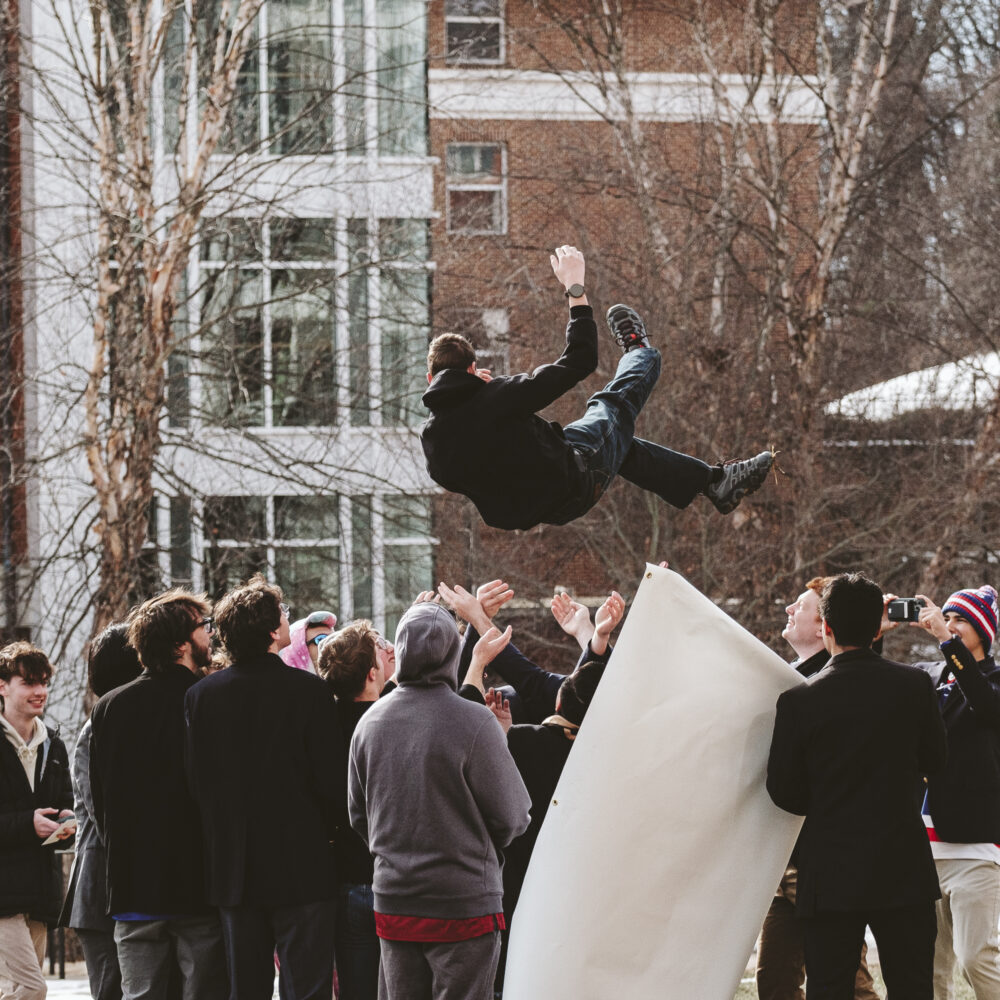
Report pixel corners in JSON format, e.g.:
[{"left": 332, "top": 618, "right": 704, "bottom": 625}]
[{"left": 504, "top": 564, "right": 805, "bottom": 1000}]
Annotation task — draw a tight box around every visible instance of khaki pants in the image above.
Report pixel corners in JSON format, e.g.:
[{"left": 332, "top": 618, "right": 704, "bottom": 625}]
[
  {"left": 0, "top": 914, "right": 47, "bottom": 1000},
  {"left": 934, "top": 857, "right": 1000, "bottom": 1000}
]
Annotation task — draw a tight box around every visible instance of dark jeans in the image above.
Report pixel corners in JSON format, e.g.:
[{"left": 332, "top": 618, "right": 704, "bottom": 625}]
[
  {"left": 335, "top": 884, "right": 379, "bottom": 1000},
  {"left": 556, "top": 347, "right": 711, "bottom": 521},
  {"left": 802, "top": 902, "right": 937, "bottom": 1000},
  {"left": 219, "top": 898, "right": 335, "bottom": 1000}
]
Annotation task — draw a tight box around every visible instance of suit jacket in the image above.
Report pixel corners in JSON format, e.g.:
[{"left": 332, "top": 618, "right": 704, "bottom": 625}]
[
  {"left": 58, "top": 718, "right": 112, "bottom": 930},
  {"left": 184, "top": 653, "right": 345, "bottom": 908},
  {"left": 767, "top": 647, "right": 947, "bottom": 916},
  {"left": 90, "top": 665, "right": 211, "bottom": 915},
  {"left": 916, "top": 640, "right": 1000, "bottom": 843}
]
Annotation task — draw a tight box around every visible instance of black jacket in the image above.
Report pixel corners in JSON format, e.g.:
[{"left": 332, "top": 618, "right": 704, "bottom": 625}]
[
  {"left": 916, "top": 639, "right": 1000, "bottom": 844},
  {"left": 184, "top": 653, "right": 345, "bottom": 908},
  {"left": 0, "top": 724, "right": 73, "bottom": 924},
  {"left": 90, "top": 665, "right": 211, "bottom": 916},
  {"left": 503, "top": 724, "right": 574, "bottom": 918},
  {"left": 420, "top": 306, "right": 597, "bottom": 530},
  {"left": 767, "top": 648, "right": 947, "bottom": 916}
]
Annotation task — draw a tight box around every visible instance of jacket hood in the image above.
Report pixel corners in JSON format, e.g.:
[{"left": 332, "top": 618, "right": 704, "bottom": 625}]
[
  {"left": 280, "top": 618, "right": 316, "bottom": 673},
  {"left": 421, "top": 370, "right": 483, "bottom": 413},
  {"left": 394, "top": 603, "right": 461, "bottom": 689}
]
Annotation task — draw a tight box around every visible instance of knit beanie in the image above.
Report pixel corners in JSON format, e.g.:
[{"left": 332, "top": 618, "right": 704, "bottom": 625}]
[{"left": 943, "top": 585, "right": 999, "bottom": 653}]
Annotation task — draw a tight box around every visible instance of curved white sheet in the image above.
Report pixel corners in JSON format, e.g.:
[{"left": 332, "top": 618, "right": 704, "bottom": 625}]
[{"left": 504, "top": 564, "right": 805, "bottom": 1000}]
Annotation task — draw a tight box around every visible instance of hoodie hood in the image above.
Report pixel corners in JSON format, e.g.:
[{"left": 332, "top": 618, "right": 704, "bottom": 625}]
[
  {"left": 280, "top": 619, "right": 316, "bottom": 673},
  {"left": 421, "top": 370, "right": 484, "bottom": 414},
  {"left": 394, "top": 603, "right": 461, "bottom": 689}
]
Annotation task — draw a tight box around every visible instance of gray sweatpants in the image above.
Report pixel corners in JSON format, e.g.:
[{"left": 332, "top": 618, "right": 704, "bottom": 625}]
[{"left": 377, "top": 932, "right": 500, "bottom": 1000}]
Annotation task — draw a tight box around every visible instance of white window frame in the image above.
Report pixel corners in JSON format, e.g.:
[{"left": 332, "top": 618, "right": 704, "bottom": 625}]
[
  {"left": 444, "top": 0, "right": 505, "bottom": 65},
  {"left": 189, "top": 215, "right": 430, "bottom": 431},
  {"left": 445, "top": 143, "right": 507, "bottom": 235},
  {"left": 144, "top": 491, "right": 437, "bottom": 636}
]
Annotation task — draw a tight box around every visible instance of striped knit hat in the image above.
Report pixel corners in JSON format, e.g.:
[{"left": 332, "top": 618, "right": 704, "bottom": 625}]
[{"left": 943, "top": 585, "right": 999, "bottom": 653}]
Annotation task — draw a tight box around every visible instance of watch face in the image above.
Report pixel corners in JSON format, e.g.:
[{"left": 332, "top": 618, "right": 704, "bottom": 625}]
[{"left": 567, "top": 283, "right": 585, "bottom": 298}]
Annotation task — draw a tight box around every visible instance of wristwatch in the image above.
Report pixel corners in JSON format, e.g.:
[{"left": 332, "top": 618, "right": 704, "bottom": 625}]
[{"left": 564, "top": 283, "right": 585, "bottom": 299}]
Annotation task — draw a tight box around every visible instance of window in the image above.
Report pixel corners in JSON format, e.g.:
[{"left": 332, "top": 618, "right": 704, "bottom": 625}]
[
  {"left": 446, "top": 144, "right": 506, "bottom": 235},
  {"left": 437, "top": 306, "right": 509, "bottom": 375},
  {"left": 142, "top": 492, "right": 435, "bottom": 636},
  {"left": 164, "top": 0, "right": 427, "bottom": 158},
  {"left": 198, "top": 218, "right": 338, "bottom": 428},
  {"left": 192, "top": 215, "right": 429, "bottom": 430},
  {"left": 445, "top": 0, "right": 503, "bottom": 64}
]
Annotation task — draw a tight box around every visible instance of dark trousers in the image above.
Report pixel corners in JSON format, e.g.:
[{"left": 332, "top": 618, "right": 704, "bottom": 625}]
[
  {"left": 757, "top": 867, "right": 879, "bottom": 1000},
  {"left": 335, "top": 884, "right": 379, "bottom": 1000},
  {"left": 76, "top": 927, "right": 123, "bottom": 1000},
  {"left": 114, "top": 916, "right": 227, "bottom": 1000},
  {"left": 802, "top": 902, "right": 937, "bottom": 1000},
  {"left": 558, "top": 347, "right": 712, "bottom": 519},
  {"left": 219, "top": 898, "right": 335, "bottom": 1000}
]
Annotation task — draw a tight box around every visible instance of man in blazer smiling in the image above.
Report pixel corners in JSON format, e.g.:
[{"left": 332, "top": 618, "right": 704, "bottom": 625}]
[{"left": 767, "top": 572, "right": 947, "bottom": 1000}]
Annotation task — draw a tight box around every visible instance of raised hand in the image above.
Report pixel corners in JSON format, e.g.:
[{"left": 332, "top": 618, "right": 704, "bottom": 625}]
[
  {"left": 551, "top": 591, "right": 593, "bottom": 651},
  {"left": 464, "top": 625, "right": 514, "bottom": 696},
  {"left": 411, "top": 590, "right": 440, "bottom": 606},
  {"left": 485, "top": 687, "right": 513, "bottom": 734},
  {"left": 592, "top": 591, "right": 625, "bottom": 655},
  {"left": 476, "top": 579, "right": 514, "bottom": 621}
]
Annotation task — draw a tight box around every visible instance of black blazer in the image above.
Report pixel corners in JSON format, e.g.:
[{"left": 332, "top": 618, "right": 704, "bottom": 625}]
[
  {"left": 0, "top": 726, "right": 73, "bottom": 924},
  {"left": 90, "top": 665, "right": 210, "bottom": 916},
  {"left": 767, "top": 647, "right": 947, "bottom": 916},
  {"left": 184, "top": 653, "right": 345, "bottom": 908},
  {"left": 917, "top": 640, "right": 1000, "bottom": 843}
]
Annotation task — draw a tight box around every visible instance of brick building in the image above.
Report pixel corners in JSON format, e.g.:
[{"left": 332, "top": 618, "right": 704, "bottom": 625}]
[{"left": 426, "top": 0, "right": 819, "bottom": 652}]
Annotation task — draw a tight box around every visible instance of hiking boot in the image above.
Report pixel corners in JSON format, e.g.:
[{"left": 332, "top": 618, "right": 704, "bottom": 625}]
[
  {"left": 606, "top": 303, "right": 651, "bottom": 354},
  {"left": 706, "top": 451, "right": 774, "bottom": 514}
]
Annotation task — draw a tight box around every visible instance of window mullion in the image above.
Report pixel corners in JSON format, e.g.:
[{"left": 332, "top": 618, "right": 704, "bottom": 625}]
[
  {"left": 331, "top": 0, "right": 347, "bottom": 157},
  {"left": 334, "top": 217, "right": 351, "bottom": 420},
  {"left": 262, "top": 224, "right": 274, "bottom": 428},
  {"left": 266, "top": 496, "right": 277, "bottom": 582},
  {"left": 258, "top": 1, "right": 270, "bottom": 149},
  {"left": 363, "top": 0, "right": 377, "bottom": 157},
  {"left": 371, "top": 495, "right": 385, "bottom": 634},
  {"left": 368, "top": 216, "right": 382, "bottom": 426}
]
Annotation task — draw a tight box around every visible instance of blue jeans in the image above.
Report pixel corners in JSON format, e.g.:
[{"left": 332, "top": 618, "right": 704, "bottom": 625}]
[
  {"left": 335, "top": 884, "right": 379, "bottom": 1000},
  {"left": 556, "top": 347, "right": 711, "bottom": 520}
]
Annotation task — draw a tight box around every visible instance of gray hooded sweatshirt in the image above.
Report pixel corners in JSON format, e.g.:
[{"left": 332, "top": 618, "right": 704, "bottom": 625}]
[{"left": 348, "top": 602, "right": 531, "bottom": 920}]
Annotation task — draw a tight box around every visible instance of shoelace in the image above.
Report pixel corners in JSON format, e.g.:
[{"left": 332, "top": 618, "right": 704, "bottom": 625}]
[{"left": 614, "top": 318, "right": 642, "bottom": 342}]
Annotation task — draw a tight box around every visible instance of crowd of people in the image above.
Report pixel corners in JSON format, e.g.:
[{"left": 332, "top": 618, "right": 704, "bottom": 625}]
[{"left": 0, "top": 563, "right": 997, "bottom": 1000}]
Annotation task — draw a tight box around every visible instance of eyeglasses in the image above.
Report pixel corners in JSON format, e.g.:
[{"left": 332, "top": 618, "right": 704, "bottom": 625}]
[
  {"left": 279, "top": 603, "right": 290, "bottom": 619},
  {"left": 195, "top": 617, "right": 214, "bottom": 635},
  {"left": 307, "top": 633, "right": 330, "bottom": 647}
]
